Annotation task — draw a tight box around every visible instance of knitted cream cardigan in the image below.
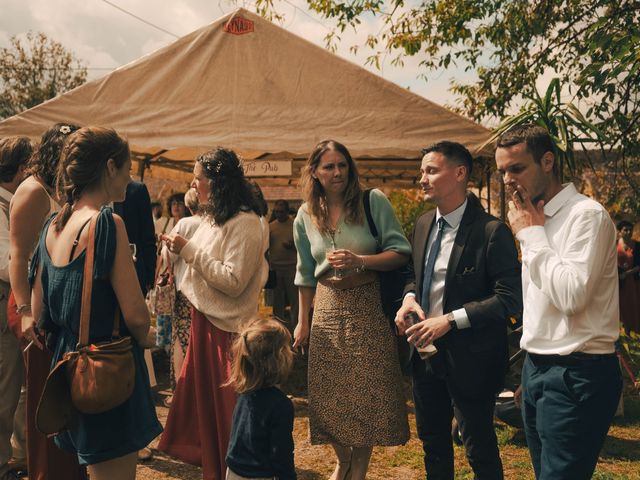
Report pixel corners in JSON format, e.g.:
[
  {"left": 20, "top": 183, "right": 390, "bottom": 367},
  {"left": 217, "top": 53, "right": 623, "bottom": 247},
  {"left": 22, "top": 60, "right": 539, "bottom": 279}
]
[{"left": 179, "top": 211, "right": 269, "bottom": 333}]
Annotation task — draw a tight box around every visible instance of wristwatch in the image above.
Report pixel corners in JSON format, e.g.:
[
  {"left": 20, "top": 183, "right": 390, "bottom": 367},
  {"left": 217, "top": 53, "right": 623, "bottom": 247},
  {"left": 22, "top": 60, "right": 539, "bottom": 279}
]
[{"left": 446, "top": 312, "right": 457, "bottom": 331}]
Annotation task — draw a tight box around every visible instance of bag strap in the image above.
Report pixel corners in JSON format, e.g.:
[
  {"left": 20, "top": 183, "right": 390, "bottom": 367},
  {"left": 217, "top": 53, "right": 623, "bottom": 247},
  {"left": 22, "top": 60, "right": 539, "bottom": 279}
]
[
  {"left": 362, "top": 189, "right": 380, "bottom": 247},
  {"left": 78, "top": 213, "right": 120, "bottom": 346}
]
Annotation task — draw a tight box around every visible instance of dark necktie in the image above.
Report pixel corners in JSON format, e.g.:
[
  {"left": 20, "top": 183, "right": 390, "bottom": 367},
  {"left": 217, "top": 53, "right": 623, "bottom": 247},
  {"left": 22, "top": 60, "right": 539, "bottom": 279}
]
[{"left": 420, "top": 217, "right": 447, "bottom": 313}]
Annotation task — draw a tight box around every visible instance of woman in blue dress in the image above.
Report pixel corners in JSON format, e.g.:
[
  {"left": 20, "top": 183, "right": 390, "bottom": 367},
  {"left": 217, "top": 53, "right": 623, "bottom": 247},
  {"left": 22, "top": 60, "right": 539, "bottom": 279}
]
[{"left": 30, "top": 127, "right": 162, "bottom": 480}]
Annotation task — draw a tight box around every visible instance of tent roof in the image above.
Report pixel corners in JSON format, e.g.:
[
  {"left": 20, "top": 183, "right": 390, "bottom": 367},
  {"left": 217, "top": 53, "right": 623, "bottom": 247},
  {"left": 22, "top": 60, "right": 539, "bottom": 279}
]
[{"left": 0, "top": 8, "right": 492, "bottom": 165}]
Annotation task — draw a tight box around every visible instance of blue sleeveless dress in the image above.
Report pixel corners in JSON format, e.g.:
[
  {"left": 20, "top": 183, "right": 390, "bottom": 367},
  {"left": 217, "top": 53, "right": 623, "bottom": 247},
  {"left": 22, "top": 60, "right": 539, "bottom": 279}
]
[{"left": 31, "top": 208, "right": 162, "bottom": 465}]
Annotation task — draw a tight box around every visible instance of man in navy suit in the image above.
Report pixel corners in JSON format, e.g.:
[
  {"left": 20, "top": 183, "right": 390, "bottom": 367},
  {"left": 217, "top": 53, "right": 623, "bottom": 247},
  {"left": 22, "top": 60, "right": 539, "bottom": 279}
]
[
  {"left": 114, "top": 180, "right": 157, "bottom": 463},
  {"left": 396, "top": 141, "right": 522, "bottom": 479},
  {"left": 113, "top": 181, "right": 156, "bottom": 295}
]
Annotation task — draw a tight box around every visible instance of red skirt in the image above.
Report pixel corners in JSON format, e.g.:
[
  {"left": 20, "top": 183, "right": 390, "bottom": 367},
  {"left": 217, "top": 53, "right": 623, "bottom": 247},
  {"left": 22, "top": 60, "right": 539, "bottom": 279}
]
[
  {"left": 25, "top": 345, "right": 85, "bottom": 480},
  {"left": 158, "top": 309, "right": 237, "bottom": 480}
]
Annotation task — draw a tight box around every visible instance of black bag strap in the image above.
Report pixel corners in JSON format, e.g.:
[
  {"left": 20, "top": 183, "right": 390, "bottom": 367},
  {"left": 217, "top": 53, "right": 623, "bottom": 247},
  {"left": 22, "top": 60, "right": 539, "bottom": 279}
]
[{"left": 362, "top": 189, "right": 381, "bottom": 250}]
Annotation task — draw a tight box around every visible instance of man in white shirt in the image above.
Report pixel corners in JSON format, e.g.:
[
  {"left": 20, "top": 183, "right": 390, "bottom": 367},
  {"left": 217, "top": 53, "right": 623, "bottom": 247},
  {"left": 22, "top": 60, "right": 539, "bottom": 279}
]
[
  {"left": 396, "top": 141, "right": 522, "bottom": 479},
  {"left": 495, "top": 124, "right": 622, "bottom": 480},
  {"left": 0, "top": 136, "right": 31, "bottom": 480}
]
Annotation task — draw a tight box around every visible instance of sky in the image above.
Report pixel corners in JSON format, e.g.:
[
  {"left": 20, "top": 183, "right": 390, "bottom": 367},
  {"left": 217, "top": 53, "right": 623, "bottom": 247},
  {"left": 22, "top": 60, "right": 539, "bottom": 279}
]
[{"left": 0, "top": 1, "right": 485, "bottom": 113}]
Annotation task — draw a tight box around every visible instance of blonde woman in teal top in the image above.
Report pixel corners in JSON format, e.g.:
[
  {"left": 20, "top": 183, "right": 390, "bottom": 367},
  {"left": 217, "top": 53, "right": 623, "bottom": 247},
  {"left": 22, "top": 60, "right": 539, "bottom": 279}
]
[{"left": 292, "top": 140, "right": 411, "bottom": 480}]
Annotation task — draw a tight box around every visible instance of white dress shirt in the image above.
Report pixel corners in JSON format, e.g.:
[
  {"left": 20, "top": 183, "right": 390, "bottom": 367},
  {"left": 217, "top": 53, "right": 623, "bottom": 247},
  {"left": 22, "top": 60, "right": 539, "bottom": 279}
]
[
  {"left": 408, "top": 199, "right": 470, "bottom": 329},
  {"left": 517, "top": 183, "right": 619, "bottom": 355},
  {"left": 0, "top": 187, "right": 13, "bottom": 283}
]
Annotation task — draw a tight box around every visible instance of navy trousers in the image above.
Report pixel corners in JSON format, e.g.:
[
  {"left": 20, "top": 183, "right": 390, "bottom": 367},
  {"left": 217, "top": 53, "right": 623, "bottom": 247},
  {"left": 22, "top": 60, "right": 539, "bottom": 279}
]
[{"left": 521, "top": 353, "right": 622, "bottom": 480}]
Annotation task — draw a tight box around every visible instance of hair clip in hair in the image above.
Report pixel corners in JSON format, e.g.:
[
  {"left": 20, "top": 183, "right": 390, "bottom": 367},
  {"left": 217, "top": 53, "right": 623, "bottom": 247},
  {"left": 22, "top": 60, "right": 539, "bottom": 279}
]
[
  {"left": 203, "top": 160, "right": 224, "bottom": 175},
  {"left": 59, "top": 125, "right": 72, "bottom": 135}
]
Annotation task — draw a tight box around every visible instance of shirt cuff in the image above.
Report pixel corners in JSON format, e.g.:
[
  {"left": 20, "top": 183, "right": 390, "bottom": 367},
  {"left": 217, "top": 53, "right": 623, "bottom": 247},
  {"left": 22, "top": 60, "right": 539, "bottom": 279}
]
[
  {"left": 452, "top": 308, "right": 471, "bottom": 329},
  {"left": 516, "top": 225, "right": 548, "bottom": 249},
  {"left": 180, "top": 240, "right": 196, "bottom": 264}
]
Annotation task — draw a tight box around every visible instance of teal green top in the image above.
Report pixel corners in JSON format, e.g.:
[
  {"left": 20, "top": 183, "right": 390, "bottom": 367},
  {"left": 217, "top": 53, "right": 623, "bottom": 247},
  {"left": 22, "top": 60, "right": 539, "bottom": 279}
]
[{"left": 293, "top": 188, "right": 411, "bottom": 287}]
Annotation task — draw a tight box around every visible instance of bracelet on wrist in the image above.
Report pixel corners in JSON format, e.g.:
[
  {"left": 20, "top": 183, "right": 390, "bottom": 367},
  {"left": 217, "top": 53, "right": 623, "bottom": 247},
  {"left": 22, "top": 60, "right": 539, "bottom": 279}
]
[
  {"left": 356, "top": 255, "right": 366, "bottom": 272},
  {"left": 16, "top": 303, "right": 32, "bottom": 315}
]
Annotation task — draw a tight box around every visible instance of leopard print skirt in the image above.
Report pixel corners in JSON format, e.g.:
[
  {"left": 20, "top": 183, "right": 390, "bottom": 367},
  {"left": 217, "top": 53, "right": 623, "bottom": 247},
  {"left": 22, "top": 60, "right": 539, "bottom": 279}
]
[{"left": 308, "top": 278, "right": 409, "bottom": 446}]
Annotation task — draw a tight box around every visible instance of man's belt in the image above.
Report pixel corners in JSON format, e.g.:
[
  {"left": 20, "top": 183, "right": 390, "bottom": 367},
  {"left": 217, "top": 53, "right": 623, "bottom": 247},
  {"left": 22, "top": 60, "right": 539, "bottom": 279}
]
[{"left": 527, "top": 351, "right": 617, "bottom": 367}]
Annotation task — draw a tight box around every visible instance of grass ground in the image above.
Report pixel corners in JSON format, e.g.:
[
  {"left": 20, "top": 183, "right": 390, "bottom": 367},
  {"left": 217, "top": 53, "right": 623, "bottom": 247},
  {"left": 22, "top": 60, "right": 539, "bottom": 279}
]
[{"left": 137, "top": 347, "right": 640, "bottom": 480}]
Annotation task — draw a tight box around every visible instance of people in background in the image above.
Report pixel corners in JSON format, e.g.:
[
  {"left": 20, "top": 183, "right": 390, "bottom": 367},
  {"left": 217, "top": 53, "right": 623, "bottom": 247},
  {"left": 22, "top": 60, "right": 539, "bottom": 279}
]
[
  {"left": 269, "top": 200, "right": 298, "bottom": 326},
  {"left": 160, "top": 189, "right": 202, "bottom": 391},
  {"left": 114, "top": 181, "right": 157, "bottom": 296},
  {"left": 113, "top": 180, "right": 158, "bottom": 463},
  {"left": 617, "top": 220, "right": 640, "bottom": 334},
  {"left": 0, "top": 136, "right": 32, "bottom": 480},
  {"left": 155, "top": 192, "right": 189, "bottom": 355},
  {"left": 10, "top": 123, "right": 85, "bottom": 480},
  {"left": 151, "top": 201, "right": 162, "bottom": 222}
]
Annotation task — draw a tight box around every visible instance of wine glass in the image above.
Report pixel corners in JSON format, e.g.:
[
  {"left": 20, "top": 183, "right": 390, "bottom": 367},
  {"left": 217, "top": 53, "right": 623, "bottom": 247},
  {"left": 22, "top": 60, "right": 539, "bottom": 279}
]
[{"left": 325, "top": 231, "right": 343, "bottom": 280}]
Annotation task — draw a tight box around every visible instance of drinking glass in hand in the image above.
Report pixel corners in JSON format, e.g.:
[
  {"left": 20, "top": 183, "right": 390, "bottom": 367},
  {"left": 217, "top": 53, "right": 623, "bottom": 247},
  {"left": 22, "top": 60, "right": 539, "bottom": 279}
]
[
  {"left": 408, "top": 312, "right": 437, "bottom": 359},
  {"left": 325, "top": 247, "right": 344, "bottom": 281}
]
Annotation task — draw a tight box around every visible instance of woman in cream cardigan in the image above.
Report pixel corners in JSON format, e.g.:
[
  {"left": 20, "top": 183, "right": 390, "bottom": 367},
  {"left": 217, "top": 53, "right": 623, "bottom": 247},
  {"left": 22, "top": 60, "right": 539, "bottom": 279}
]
[{"left": 158, "top": 147, "right": 269, "bottom": 480}]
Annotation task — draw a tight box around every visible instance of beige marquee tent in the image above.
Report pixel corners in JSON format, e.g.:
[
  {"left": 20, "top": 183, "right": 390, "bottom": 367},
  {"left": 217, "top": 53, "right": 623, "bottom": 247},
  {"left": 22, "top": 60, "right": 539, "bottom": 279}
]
[{"left": 0, "top": 8, "right": 492, "bottom": 188}]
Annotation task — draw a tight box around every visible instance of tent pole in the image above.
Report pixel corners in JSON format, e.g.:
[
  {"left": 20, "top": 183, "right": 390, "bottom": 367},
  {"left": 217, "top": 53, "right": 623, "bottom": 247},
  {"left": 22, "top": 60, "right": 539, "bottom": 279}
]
[{"left": 138, "top": 157, "right": 147, "bottom": 182}]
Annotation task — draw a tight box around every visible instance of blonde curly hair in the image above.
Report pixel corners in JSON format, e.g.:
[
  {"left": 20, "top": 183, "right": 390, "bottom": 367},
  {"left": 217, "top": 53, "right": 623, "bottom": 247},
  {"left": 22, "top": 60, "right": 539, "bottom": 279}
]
[{"left": 225, "top": 318, "right": 294, "bottom": 394}]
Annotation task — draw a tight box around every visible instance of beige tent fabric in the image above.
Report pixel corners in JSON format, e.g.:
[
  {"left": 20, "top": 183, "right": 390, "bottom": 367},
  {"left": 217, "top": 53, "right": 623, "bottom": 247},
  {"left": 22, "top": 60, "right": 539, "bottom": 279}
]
[{"left": 0, "top": 8, "right": 491, "bottom": 159}]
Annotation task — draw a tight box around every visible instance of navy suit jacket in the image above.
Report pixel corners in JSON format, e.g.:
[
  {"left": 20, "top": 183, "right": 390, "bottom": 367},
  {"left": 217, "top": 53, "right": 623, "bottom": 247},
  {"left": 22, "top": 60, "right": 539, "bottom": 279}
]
[
  {"left": 113, "top": 181, "right": 156, "bottom": 296},
  {"left": 403, "top": 193, "right": 522, "bottom": 398}
]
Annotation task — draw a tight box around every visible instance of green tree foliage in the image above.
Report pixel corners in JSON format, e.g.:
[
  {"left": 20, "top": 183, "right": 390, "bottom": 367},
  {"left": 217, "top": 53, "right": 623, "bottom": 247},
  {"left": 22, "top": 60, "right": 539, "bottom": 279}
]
[
  {"left": 387, "top": 189, "right": 431, "bottom": 237},
  {"left": 251, "top": 0, "right": 640, "bottom": 214},
  {"left": 0, "top": 31, "right": 87, "bottom": 119},
  {"left": 480, "top": 78, "right": 605, "bottom": 181}
]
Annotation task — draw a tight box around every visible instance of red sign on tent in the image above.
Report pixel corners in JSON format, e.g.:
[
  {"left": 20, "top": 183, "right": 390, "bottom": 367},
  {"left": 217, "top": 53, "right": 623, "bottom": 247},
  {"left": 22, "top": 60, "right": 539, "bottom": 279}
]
[{"left": 224, "top": 17, "right": 254, "bottom": 35}]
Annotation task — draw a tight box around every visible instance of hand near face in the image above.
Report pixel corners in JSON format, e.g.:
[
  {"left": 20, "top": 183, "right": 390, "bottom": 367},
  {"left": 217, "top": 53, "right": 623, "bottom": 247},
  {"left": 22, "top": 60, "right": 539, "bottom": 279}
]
[{"left": 507, "top": 184, "right": 545, "bottom": 235}]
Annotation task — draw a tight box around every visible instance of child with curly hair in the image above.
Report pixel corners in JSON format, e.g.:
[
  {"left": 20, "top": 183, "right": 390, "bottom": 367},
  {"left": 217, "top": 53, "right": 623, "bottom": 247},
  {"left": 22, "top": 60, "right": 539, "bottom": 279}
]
[{"left": 225, "top": 319, "right": 296, "bottom": 480}]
